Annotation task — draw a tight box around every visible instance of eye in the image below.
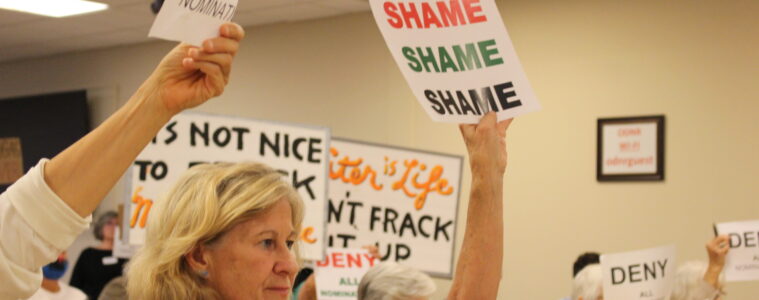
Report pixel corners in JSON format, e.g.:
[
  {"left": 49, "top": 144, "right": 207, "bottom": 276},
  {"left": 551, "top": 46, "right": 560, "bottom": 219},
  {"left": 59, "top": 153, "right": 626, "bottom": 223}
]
[
  {"left": 260, "top": 239, "right": 274, "bottom": 249},
  {"left": 286, "top": 240, "right": 295, "bottom": 250}
]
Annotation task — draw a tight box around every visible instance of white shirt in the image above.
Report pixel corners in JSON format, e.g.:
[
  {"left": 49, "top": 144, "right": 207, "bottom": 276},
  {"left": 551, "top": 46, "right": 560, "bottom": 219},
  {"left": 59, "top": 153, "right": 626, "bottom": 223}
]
[
  {"left": 25, "top": 282, "right": 87, "bottom": 300},
  {"left": 0, "top": 160, "right": 91, "bottom": 299}
]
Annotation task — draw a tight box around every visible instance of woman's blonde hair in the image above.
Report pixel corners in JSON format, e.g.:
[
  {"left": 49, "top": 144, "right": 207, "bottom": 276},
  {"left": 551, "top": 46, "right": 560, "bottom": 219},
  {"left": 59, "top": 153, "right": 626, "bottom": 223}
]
[{"left": 126, "top": 162, "right": 304, "bottom": 300}]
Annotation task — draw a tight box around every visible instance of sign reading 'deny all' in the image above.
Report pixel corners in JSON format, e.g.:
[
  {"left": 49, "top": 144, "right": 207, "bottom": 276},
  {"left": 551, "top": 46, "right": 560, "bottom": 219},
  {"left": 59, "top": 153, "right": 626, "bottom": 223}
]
[
  {"left": 600, "top": 245, "right": 676, "bottom": 300},
  {"left": 369, "top": 0, "right": 540, "bottom": 123},
  {"left": 149, "top": 0, "right": 238, "bottom": 46},
  {"left": 326, "top": 139, "right": 462, "bottom": 277},
  {"left": 716, "top": 219, "right": 759, "bottom": 282},
  {"left": 126, "top": 112, "right": 329, "bottom": 261},
  {"left": 315, "top": 248, "right": 378, "bottom": 300}
]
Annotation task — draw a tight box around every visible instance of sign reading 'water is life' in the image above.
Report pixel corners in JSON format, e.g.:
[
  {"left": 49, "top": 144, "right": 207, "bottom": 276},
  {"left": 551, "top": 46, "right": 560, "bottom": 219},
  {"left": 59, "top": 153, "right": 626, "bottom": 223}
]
[{"left": 369, "top": 0, "right": 540, "bottom": 123}]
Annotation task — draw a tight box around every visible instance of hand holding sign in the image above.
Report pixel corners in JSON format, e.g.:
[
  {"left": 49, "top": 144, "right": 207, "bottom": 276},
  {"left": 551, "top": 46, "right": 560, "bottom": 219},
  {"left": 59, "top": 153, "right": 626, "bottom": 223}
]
[
  {"left": 705, "top": 235, "right": 730, "bottom": 288},
  {"left": 141, "top": 23, "right": 245, "bottom": 117},
  {"left": 459, "top": 112, "right": 512, "bottom": 176}
]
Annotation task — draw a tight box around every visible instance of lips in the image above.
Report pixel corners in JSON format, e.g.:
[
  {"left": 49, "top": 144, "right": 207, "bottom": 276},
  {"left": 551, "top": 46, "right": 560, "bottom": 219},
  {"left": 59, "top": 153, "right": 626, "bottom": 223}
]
[{"left": 265, "top": 286, "right": 290, "bottom": 296}]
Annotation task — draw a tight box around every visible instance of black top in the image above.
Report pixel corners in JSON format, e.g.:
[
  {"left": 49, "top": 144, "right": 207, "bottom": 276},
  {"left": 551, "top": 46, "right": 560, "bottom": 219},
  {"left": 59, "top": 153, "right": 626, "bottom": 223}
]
[{"left": 70, "top": 248, "right": 128, "bottom": 300}]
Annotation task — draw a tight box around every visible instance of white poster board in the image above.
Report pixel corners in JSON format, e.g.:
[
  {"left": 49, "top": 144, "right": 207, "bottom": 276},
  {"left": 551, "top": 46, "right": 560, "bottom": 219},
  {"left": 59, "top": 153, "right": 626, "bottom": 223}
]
[
  {"left": 369, "top": 0, "right": 540, "bottom": 123},
  {"left": 600, "top": 245, "right": 676, "bottom": 300},
  {"left": 716, "top": 219, "right": 759, "bottom": 282},
  {"left": 315, "top": 248, "right": 378, "bottom": 300},
  {"left": 326, "top": 139, "right": 462, "bottom": 278},
  {"left": 126, "top": 112, "right": 329, "bottom": 260},
  {"left": 149, "top": 0, "right": 239, "bottom": 46}
]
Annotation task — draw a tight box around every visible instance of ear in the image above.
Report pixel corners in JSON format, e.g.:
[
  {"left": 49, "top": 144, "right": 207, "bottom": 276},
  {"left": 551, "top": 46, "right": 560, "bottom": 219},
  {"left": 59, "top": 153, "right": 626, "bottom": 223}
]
[{"left": 185, "top": 244, "right": 212, "bottom": 274}]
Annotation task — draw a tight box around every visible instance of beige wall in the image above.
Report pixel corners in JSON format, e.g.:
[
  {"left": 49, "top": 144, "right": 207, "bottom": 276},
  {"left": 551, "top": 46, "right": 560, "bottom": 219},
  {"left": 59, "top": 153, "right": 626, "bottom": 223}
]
[{"left": 1, "top": 0, "right": 757, "bottom": 298}]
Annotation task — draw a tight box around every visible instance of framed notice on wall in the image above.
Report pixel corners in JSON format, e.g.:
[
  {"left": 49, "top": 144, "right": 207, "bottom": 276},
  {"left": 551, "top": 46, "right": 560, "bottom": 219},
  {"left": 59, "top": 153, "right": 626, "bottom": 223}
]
[{"left": 597, "top": 115, "right": 664, "bottom": 181}]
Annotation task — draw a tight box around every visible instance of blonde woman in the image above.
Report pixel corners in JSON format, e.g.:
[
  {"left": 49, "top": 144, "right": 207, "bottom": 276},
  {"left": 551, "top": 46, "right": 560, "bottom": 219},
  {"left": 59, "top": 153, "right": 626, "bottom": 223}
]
[{"left": 127, "top": 162, "right": 304, "bottom": 300}]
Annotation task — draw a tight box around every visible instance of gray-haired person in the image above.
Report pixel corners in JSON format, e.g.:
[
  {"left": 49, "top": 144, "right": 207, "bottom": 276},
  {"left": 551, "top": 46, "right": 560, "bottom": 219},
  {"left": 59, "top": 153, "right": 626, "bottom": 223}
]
[{"left": 70, "top": 211, "right": 126, "bottom": 299}]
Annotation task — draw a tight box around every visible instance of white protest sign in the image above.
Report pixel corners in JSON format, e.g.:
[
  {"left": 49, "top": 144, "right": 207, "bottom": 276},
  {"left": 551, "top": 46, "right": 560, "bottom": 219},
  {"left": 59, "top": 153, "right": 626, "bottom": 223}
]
[
  {"left": 600, "top": 245, "right": 676, "bottom": 300},
  {"left": 126, "top": 112, "right": 329, "bottom": 261},
  {"left": 113, "top": 226, "right": 139, "bottom": 259},
  {"left": 369, "top": 0, "right": 540, "bottom": 123},
  {"left": 315, "top": 248, "right": 378, "bottom": 300},
  {"left": 149, "top": 0, "right": 238, "bottom": 46},
  {"left": 716, "top": 219, "right": 759, "bottom": 282},
  {"left": 326, "top": 139, "right": 462, "bottom": 277}
]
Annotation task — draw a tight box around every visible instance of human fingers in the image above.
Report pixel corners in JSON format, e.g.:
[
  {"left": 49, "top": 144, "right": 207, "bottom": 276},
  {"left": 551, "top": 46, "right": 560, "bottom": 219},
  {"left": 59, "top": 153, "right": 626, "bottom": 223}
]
[
  {"left": 477, "top": 112, "right": 497, "bottom": 131},
  {"left": 188, "top": 49, "right": 232, "bottom": 80},
  {"left": 496, "top": 118, "right": 514, "bottom": 138},
  {"left": 459, "top": 123, "right": 475, "bottom": 140},
  {"left": 202, "top": 36, "right": 240, "bottom": 56},
  {"left": 183, "top": 58, "right": 226, "bottom": 96},
  {"left": 219, "top": 22, "right": 245, "bottom": 41}
]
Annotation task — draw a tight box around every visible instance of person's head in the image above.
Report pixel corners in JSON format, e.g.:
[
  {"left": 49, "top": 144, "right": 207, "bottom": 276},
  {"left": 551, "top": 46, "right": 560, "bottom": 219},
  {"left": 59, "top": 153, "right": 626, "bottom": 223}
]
[
  {"left": 357, "top": 262, "right": 436, "bottom": 300},
  {"left": 42, "top": 252, "right": 68, "bottom": 281},
  {"left": 672, "top": 261, "right": 725, "bottom": 300},
  {"left": 573, "top": 252, "right": 600, "bottom": 278},
  {"left": 126, "top": 162, "right": 304, "bottom": 300},
  {"left": 94, "top": 211, "right": 119, "bottom": 242},
  {"left": 571, "top": 264, "right": 603, "bottom": 300}
]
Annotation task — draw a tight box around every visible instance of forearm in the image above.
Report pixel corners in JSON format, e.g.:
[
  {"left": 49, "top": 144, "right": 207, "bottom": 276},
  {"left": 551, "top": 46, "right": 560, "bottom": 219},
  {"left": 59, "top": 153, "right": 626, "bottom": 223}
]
[
  {"left": 703, "top": 265, "right": 722, "bottom": 288},
  {"left": 45, "top": 83, "right": 172, "bottom": 217},
  {"left": 449, "top": 169, "right": 504, "bottom": 300}
]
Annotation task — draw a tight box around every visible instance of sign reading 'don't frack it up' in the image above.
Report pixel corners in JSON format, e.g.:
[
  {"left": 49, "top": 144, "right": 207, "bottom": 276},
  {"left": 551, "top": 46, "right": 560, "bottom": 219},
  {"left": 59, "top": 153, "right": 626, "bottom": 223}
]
[
  {"left": 716, "top": 220, "right": 759, "bottom": 282},
  {"left": 149, "top": 0, "right": 238, "bottom": 46},
  {"left": 126, "top": 112, "right": 329, "bottom": 261},
  {"left": 315, "top": 248, "right": 378, "bottom": 300},
  {"left": 369, "top": 0, "right": 540, "bottom": 123},
  {"left": 601, "top": 245, "right": 676, "bottom": 300}
]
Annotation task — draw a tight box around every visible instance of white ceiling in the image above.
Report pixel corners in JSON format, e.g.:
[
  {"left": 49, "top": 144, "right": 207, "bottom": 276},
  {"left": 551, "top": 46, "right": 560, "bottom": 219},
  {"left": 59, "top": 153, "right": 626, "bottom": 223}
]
[{"left": 0, "top": 0, "right": 370, "bottom": 63}]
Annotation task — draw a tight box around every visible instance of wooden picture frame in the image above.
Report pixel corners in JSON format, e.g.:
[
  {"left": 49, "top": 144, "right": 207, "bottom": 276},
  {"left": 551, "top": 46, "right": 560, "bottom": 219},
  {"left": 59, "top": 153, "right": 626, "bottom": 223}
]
[{"left": 597, "top": 115, "right": 664, "bottom": 181}]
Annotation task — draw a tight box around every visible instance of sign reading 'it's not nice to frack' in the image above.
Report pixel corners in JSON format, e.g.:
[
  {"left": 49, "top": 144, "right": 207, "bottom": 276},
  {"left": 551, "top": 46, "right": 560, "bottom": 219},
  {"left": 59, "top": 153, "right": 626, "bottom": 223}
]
[
  {"left": 369, "top": 0, "right": 540, "bottom": 123},
  {"left": 601, "top": 245, "right": 676, "bottom": 300}
]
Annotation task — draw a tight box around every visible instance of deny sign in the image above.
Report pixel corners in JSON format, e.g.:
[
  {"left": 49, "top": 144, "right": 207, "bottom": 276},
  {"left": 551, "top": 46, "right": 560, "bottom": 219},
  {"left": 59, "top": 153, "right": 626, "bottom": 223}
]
[{"left": 601, "top": 245, "right": 676, "bottom": 300}]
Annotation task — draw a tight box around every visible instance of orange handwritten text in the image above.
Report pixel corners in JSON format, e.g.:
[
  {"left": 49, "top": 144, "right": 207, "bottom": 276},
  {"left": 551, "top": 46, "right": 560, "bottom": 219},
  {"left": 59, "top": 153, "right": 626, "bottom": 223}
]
[
  {"left": 130, "top": 186, "right": 153, "bottom": 229},
  {"left": 330, "top": 148, "right": 383, "bottom": 190},
  {"left": 392, "top": 159, "right": 453, "bottom": 210},
  {"left": 301, "top": 226, "right": 317, "bottom": 244}
]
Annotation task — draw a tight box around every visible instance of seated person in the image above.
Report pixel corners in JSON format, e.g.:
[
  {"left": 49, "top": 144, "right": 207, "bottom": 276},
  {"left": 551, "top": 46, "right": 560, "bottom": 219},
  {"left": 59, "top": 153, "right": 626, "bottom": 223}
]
[
  {"left": 70, "top": 211, "right": 127, "bottom": 299},
  {"left": 26, "top": 252, "right": 86, "bottom": 300},
  {"left": 570, "top": 264, "right": 602, "bottom": 300}
]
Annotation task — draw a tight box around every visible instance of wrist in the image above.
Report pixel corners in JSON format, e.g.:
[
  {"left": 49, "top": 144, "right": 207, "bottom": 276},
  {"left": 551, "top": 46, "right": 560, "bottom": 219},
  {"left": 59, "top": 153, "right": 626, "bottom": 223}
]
[{"left": 133, "top": 78, "right": 176, "bottom": 122}]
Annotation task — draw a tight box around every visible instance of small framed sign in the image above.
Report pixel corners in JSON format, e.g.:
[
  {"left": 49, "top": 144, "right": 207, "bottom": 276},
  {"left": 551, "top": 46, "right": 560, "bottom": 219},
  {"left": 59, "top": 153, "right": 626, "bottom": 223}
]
[{"left": 597, "top": 115, "right": 664, "bottom": 181}]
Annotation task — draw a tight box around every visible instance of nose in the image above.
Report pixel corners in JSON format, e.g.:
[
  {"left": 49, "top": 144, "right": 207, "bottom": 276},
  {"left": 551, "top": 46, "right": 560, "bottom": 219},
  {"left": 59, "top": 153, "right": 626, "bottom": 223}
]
[{"left": 273, "top": 246, "right": 299, "bottom": 277}]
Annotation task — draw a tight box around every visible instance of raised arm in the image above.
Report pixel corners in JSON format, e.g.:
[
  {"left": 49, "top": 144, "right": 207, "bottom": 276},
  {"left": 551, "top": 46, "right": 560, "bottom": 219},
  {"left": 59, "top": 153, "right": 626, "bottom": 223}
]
[
  {"left": 704, "top": 235, "right": 729, "bottom": 288},
  {"left": 45, "top": 23, "right": 245, "bottom": 217},
  {"left": 448, "top": 113, "right": 512, "bottom": 300}
]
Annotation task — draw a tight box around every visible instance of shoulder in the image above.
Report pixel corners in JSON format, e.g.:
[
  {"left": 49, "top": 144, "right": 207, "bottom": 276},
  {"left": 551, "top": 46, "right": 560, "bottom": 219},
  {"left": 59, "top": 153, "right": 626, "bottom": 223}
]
[{"left": 61, "top": 282, "right": 88, "bottom": 300}]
